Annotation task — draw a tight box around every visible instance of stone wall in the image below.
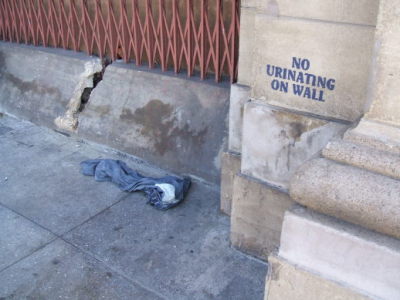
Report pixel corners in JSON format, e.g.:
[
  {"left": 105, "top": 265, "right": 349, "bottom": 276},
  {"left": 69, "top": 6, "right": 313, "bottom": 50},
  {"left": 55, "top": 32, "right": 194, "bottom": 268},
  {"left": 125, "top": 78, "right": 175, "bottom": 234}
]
[
  {"left": 221, "top": 1, "right": 400, "bottom": 300},
  {"left": 221, "top": 0, "right": 380, "bottom": 266}
]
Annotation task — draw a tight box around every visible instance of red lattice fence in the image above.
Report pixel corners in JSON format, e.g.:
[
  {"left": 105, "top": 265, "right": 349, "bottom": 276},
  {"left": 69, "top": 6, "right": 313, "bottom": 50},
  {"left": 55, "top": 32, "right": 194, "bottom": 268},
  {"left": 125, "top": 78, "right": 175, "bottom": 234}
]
[{"left": 0, "top": 0, "right": 240, "bottom": 82}]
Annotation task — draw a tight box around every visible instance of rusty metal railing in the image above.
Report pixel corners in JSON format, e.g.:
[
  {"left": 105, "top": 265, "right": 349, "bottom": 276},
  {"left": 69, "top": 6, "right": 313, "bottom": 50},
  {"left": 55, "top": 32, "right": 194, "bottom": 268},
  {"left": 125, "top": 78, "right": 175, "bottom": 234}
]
[{"left": 0, "top": 0, "right": 240, "bottom": 83}]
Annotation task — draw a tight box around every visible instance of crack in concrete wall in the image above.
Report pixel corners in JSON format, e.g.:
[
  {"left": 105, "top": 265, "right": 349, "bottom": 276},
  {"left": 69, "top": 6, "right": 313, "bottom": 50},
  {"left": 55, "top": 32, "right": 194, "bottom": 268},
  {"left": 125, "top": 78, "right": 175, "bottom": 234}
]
[{"left": 55, "top": 59, "right": 108, "bottom": 132}]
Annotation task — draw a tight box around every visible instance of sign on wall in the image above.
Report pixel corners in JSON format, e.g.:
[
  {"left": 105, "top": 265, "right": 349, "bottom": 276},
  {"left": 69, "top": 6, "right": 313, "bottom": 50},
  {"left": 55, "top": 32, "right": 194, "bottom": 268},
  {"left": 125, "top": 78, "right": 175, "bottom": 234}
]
[{"left": 266, "top": 57, "right": 336, "bottom": 102}]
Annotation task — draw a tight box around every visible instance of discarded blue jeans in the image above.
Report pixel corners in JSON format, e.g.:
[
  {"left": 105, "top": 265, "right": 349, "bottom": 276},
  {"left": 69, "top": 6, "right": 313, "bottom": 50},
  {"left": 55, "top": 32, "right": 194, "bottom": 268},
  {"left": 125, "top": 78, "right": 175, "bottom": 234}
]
[{"left": 80, "top": 159, "right": 191, "bottom": 210}]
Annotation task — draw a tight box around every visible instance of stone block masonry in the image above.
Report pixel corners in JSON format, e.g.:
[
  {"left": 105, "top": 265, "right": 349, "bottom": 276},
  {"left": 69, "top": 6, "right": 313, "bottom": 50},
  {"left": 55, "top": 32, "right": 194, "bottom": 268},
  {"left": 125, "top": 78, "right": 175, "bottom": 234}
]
[
  {"left": 264, "top": 255, "right": 370, "bottom": 300},
  {"left": 278, "top": 207, "right": 400, "bottom": 300},
  {"left": 237, "top": 0, "right": 378, "bottom": 122},
  {"left": 266, "top": 1, "right": 400, "bottom": 298},
  {"left": 290, "top": 157, "right": 400, "bottom": 240},
  {"left": 241, "top": 100, "right": 349, "bottom": 189},
  {"left": 220, "top": 151, "right": 241, "bottom": 215},
  {"left": 222, "top": 0, "right": 384, "bottom": 288},
  {"left": 230, "top": 173, "right": 294, "bottom": 260},
  {"left": 242, "top": 0, "right": 379, "bottom": 26},
  {"left": 249, "top": 17, "right": 375, "bottom": 122},
  {"left": 228, "top": 83, "right": 251, "bottom": 153}
]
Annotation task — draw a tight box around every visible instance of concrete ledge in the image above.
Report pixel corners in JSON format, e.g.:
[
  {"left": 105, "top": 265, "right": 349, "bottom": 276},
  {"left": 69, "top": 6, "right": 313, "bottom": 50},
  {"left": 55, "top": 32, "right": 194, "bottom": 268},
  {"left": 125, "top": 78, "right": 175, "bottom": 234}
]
[
  {"left": 345, "top": 119, "right": 400, "bottom": 155},
  {"left": 279, "top": 207, "right": 400, "bottom": 300},
  {"left": 78, "top": 62, "right": 230, "bottom": 184},
  {"left": 0, "top": 42, "right": 230, "bottom": 183},
  {"left": 0, "top": 42, "right": 102, "bottom": 129},
  {"left": 231, "top": 173, "right": 294, "bottom": 260},
  {"left": 290, "top": 158, "right": 400, "bottom": 239},
  {"left": 323, "top": 139, "right": 400, "bottom": 180},
  {"left": 265, "top": 255, "right": 370, "bottom": 300},
  {"left": 220, "top": 151, "right": 241, "bottom": 215}
]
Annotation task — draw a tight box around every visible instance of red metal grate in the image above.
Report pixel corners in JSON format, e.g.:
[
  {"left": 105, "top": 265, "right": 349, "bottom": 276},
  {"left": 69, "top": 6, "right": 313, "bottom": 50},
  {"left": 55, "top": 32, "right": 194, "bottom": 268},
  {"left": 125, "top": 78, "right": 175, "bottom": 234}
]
[{"left": 0, "top": 0, "right": 240, "bottom": 83}]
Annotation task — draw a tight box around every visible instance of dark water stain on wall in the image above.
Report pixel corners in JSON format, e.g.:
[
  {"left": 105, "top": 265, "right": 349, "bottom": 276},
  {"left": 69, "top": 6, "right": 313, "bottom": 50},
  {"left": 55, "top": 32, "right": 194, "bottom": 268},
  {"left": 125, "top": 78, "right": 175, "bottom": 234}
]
[
  {"left": 288, "top": 122, "right": 306, "bottom": 140},
  {"left": 273, "top": 110, "right": 326, "bottom": 142},
  {"left": 0, "top": 50, "right": 62, "bottom": 99},
  {"left": 4, "top": 73, "right": 62, "bottom": 98},
  {"left": 0, "top": 51, "right": 5, "bottom": 70},
  {"left": 121, "top": 99, "right": 208, "bottom": 156}
]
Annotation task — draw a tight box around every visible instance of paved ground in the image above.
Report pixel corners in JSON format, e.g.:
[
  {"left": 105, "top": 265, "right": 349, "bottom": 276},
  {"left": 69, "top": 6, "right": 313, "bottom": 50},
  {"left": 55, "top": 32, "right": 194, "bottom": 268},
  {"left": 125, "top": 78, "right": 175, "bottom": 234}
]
[{"left": 0, "top": 114, "right": 267, "bottom": 300}]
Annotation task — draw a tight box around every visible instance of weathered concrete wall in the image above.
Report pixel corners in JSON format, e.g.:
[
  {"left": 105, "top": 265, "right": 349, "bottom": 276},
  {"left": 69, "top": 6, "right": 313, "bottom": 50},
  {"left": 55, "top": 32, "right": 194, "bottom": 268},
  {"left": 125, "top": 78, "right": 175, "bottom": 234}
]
[
  {"left": 0, "top": 42, "right": 102, "bottom": 129},
  {"left": 78, "top": 63, "right": 230, "bottom": 183},
  {"left": 0, "top": 42, "right": 229, "bottom": 184}
]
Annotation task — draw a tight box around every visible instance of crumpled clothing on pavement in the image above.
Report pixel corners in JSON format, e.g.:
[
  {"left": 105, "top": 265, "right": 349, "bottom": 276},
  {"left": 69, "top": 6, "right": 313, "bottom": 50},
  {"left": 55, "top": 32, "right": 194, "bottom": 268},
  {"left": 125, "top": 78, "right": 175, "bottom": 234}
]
[{"left": 80, "top": 159, "right": 191, "bottom": 210}]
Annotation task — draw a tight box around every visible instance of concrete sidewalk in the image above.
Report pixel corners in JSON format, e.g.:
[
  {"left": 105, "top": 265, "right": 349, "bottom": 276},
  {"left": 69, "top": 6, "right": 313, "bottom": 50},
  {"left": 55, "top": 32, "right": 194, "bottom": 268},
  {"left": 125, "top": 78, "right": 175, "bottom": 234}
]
[{"left": 0, "top": 114, "right": 267, "bottom": 300}]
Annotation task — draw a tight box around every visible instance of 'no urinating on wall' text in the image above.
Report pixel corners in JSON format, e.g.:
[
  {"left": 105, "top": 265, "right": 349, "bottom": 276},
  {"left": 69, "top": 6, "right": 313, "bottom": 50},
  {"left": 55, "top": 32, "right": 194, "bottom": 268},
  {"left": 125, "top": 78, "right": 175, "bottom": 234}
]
[{"left": 266, "top": 57, "right": 336, "bottom": 102}]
